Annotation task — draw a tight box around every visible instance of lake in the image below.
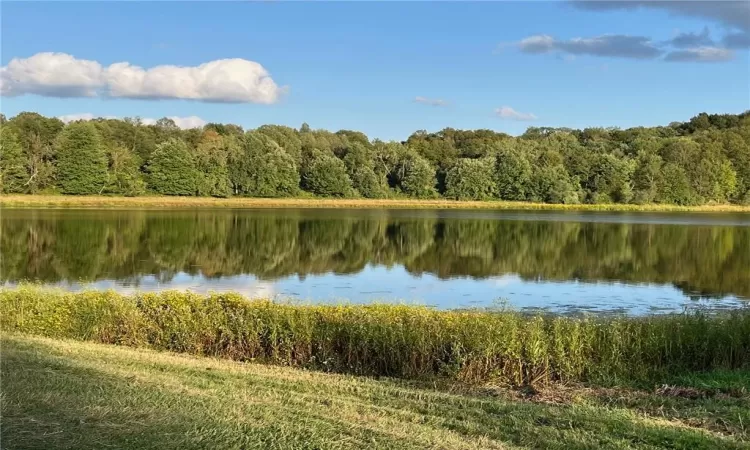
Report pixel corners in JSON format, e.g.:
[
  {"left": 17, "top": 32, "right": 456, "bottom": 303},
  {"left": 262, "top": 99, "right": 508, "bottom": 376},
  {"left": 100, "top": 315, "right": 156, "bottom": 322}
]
[{"left": 2, "top": 207, "right": 749, "bottom": 314}]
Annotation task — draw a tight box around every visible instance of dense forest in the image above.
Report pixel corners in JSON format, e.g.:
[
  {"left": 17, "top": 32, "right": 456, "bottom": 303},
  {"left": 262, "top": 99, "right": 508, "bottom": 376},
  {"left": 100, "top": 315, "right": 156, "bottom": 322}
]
[{"left": 1, "top": 111, "right": 749, "bottom": 205}]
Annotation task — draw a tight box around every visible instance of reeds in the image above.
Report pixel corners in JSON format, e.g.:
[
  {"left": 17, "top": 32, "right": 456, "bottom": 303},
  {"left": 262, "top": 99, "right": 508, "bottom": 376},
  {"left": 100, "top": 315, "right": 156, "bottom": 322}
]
[
  {"left": 2, "top": 286, "right": 748, "bottom": 385},
  {"left": 2, "top": 194, "right": 750, "bottom": 212}
]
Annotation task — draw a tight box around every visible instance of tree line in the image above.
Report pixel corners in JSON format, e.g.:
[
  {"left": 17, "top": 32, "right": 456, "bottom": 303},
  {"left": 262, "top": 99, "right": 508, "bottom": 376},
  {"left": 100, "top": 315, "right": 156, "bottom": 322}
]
[
  {"left": 1, "top": 111, "right": 749, "bottom": 205},
  {"left": 3, "top": 210, "right": 748, "bottom": 299}
]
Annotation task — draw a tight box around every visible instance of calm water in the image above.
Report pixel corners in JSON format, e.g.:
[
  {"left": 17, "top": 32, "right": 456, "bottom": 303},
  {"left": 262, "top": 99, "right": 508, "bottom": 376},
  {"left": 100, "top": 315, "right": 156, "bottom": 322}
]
[{"left": 2, "top": 207, "right": 749, "bottom": 314}]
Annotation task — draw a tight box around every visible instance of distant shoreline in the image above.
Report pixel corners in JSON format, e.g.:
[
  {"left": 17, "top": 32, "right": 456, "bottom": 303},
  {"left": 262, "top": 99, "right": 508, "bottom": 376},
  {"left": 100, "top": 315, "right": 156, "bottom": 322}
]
[{"left": 2, "top": 194, "right": 749, "bottom": 213}]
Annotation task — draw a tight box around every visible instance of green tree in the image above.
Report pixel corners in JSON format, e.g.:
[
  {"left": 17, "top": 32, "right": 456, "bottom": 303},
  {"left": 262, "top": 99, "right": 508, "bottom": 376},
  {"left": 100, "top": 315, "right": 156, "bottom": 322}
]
[
  {"left": 632, "top": 151, "right": 663, "bottom": 204},
  {"left": 302, "top": 150, "right": 353, "bottom": 197},
  {"left": 55, "top": 122, "right": 109, "bottom": 195},
  {"left": 690, "top": 141, "right": 737, "bottom": 203},
  {"left": 146, "top": 139, "right": 198, "bottom": 196},
  {"left": 494, "top": 144, "right": 532, "bottom": 201},
  {"left": 106, "top": 145, "right": 145, "bottom": 196},
  {"left": 229, "top": 132, "right": 300, "bottom": 197},
  {"left": 587, "top": 153, "right": 635, "bottom": 204},
  {"left": 343, "top": 143, "right": 388, "bottom": 198},
  {"left": 719, "top": 129, "right": 750, "bottom": 202},
  {"left": 4, "top": 109, "right": 750, "bottom": 205},
  {"left": 529, "top": 165, "right": 580, "bottom": 204},
  {"left": 657, "top": 163, "right": 694, "bottom": 205},
  {"left": 194, "top": 131, "right": 231, "bottom": 198},
  {"left": 0, "top": 127, "right": 28, "bottom": 193},
  {"left": 6, "top": 112, "right": 63, "bottom": 193},
  {"left": 395, "top": 153, "right": 437, "bottom": 198},
  {"left": 256, "top": 125, "right": 302, "bottom": 164},
  {"left": 250, "top": 145, "right": 300, "bottom": 197},
  {"left": 372, "top": 141, "right": 404, "bottom": 183},
  {"left": 445, "top": 157, "right": 497, "bottom": 200},
  {"left": 6, "top": 112, "right": 64, "bottom": 151}
]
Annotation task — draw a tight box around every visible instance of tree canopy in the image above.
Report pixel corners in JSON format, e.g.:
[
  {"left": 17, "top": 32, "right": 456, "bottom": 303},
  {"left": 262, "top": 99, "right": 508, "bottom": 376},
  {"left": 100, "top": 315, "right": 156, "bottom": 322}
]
[{"left": 2, "top": 110, "right": 749, "bottom": 205}]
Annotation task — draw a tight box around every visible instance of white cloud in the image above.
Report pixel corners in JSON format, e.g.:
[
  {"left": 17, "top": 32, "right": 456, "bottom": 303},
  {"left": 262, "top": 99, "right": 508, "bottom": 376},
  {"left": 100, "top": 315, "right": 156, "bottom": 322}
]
[
  {"left": 58, "top": 113, "right": 97, "bottom": 123},
  {"left": 0, "top": 52, "right": 104, "bottom": 97},
  {"left": 518, "top": 35, "right": 555, "bottom": 53},
  {"left": 495, "top": 106, "right": 537, "bottom": 121},
  {"left": 141, "top": 116, "right": 208, "bottom": 129},
  {"left": 58, "top": 113, "right": 207, "bottom": 130},
  {"left": 664, "top": 46, "right": 734, "bottom": 63},
  {"left": 2, "top": 52, "right": 286, "bottom": 104},
  {"left": 414, "top": 96, "right": 448, "bottom": 107}
]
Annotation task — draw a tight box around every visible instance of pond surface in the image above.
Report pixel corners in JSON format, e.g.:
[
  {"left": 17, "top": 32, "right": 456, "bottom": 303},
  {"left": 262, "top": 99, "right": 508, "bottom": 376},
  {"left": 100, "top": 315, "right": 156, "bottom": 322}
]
[{"left": 2, "top": 207, "right": 749, "bottom": 314}]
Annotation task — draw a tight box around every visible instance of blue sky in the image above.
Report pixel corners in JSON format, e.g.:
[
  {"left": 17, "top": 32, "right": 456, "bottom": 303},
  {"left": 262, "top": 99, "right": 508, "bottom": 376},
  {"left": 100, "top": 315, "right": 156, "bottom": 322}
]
[{"left": 1, "top": 1, "right": 748, "bottom": 140}]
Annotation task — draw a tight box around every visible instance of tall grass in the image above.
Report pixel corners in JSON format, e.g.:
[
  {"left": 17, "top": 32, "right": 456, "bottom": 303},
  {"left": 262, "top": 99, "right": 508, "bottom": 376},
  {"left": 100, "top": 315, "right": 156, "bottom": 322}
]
[
  {"left": 3, "top": 194, "right": 750, "bottom": 212},
  {"left": 2, "top": 286, "right": 749, "bottom": 385}
]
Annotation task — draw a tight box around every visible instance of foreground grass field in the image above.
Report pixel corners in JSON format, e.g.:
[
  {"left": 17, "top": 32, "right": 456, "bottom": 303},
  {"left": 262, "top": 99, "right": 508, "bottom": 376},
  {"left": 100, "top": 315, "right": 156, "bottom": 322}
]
[
  {"left": 2, "top": 194, "right": 750, "bottom": 212},
  {"left": 3, "top": 333, "right": 748, "bottom": 450}
]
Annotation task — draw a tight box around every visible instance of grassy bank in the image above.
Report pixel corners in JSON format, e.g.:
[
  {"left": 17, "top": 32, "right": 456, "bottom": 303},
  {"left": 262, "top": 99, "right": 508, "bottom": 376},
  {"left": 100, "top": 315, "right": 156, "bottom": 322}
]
[
  {"left": 3, "top": 287, "right": 749, "bottom": 386},
  {"left": 2, "top": 194, "right": 750, "bottom": 212},
  {"left": 3, "top": 333, "right": 748, "bottom": 449}
]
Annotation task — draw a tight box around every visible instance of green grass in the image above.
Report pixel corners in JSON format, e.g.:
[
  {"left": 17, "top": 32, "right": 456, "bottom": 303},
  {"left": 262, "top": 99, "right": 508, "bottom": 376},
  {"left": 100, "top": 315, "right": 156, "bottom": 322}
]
[
  {"left": 2, "top": 194, "right": 750, "bottom": 212},
  {"left": 3, "top": 287, "right": 749, "bottom": 386},
  {"left": 2, "top": 333, "right": 748, "bottom": 449}
]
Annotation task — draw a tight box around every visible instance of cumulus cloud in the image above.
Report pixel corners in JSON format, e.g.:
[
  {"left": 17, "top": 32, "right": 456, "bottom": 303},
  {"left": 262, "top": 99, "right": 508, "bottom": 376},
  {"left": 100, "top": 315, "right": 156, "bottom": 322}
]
[
  {"left": 0, "top": 53, "right": 103, "bottom": 97},
  {"left": 495, "top": 106, "right": 537, "bottom": 121},
  {"left": 58, "top": 113, "right": 207, "bottom": 129},
  {"left": 669, "top": 27, "right": 714, "bottom": 48},
  {"left": 664, "top": 46, "right": 734, "bottom": 63},
  {"left": 414, "top": 96, "right": 448, "bottom": 107},
  {"left": 1, "top": 52, "right": 286, "bottom": 103},
  {"left": 518, "top": 34, "right": 662, "bottom": 59}
]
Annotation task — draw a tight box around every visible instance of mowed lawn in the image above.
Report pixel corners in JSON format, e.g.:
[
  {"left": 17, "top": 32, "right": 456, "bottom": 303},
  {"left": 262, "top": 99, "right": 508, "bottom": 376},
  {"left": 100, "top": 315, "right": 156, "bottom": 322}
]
[{"left": 2, "top": 333, "right": 748, "bottom": 450}]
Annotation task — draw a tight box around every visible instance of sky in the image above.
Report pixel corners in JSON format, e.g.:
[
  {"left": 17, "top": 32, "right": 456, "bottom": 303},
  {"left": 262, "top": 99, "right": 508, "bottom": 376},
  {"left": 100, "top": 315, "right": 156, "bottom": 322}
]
[{"left": 1, "top": 1, "right": 749, "bottom": 140}]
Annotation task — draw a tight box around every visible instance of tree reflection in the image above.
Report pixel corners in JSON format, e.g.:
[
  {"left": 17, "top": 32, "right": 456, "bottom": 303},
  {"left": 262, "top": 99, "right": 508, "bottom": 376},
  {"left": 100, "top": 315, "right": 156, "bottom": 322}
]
[{"left": 2, "top": 209, "right": 748, "bottom": 299}]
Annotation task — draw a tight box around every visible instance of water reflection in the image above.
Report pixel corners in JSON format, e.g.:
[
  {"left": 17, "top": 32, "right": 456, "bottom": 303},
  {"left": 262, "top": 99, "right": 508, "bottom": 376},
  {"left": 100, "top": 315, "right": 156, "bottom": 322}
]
[{"left": 2, "top": 208, "right": 748, "bottom": 314}]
